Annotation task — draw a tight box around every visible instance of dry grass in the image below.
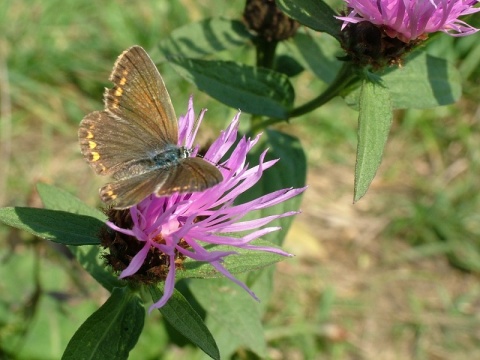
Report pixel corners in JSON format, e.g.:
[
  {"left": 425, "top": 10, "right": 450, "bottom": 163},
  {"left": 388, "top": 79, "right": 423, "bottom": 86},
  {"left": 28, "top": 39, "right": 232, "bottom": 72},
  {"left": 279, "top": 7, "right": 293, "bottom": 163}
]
[{"left": 274, "top": 107, "right": 480, "bottom": 358}]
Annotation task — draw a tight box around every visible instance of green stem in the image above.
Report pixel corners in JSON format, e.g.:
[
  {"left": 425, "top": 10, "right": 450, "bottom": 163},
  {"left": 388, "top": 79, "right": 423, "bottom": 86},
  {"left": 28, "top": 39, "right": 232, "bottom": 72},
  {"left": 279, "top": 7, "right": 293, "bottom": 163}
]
[
  {"left": 289, "top": 62, "right": 360, "bottom": 118},
  {"left": 255, "top": 38, "right": 278, "bottom": 69},
  {"left": 249, "top": 37, "right": 279, "bottom": 134},
  {"left": 250, "top": 62, "right": 361, "bottom": 134}
]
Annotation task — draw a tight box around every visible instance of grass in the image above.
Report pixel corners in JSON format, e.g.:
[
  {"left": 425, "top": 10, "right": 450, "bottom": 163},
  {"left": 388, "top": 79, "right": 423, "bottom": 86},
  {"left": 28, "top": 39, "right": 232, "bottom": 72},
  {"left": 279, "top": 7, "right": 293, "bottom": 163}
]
[{"left": 1, "top": 0, "right": 480, "bottom": 359}]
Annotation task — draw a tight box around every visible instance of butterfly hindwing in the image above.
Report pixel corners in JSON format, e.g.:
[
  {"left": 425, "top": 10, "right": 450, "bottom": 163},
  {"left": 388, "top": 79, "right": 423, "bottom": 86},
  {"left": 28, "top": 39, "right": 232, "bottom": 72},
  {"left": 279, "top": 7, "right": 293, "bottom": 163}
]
[
  {"left": 100, "top": 170, "right": 169, "bottom": 209},
  {"left": 78, "top": 110, "right": 166, "bottom": 177},
  {"left": 156, "top": 157, "right": 223, "bottom": 196},
  {"left": 100, "top": 158, "right": 222, "bottom": 209}
]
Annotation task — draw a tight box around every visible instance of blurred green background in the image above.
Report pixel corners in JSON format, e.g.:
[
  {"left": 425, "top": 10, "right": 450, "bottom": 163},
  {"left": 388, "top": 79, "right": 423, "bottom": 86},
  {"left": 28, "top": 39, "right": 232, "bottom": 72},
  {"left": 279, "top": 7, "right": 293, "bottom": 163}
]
[{"left": 1, "top": 0, "right": 480, "bottom": 359}]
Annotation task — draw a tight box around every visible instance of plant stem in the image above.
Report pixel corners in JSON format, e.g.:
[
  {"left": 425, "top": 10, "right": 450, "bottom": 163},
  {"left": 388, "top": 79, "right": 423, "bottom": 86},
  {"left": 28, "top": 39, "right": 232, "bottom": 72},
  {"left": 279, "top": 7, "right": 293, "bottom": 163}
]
[
  {"left": 250, "top": 63, "right": 361, "bottom": 133},
  {"left": 289, "top": 62, "right": 360, "bottom": 118},
  {"left": 255, "top": 38, "right": 278, "bottom": 69},
  {"left": 248, "top": 37, "right": 279, "bottom": 134}
]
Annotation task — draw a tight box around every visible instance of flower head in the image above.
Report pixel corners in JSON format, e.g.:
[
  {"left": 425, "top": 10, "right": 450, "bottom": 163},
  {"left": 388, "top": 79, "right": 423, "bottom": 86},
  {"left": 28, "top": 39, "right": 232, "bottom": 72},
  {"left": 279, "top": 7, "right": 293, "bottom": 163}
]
[
  {"left": 243, "top": 0, "right": 300, "bottom": 41},
  {"left": 336, "top": 0, "right": 479, "bottom": 68},
  {"left": 103, "top": 97, "right": 305, "bottom": 312},
  {"left": 337, "top": 0, "right": 480, "bottom": 42}
]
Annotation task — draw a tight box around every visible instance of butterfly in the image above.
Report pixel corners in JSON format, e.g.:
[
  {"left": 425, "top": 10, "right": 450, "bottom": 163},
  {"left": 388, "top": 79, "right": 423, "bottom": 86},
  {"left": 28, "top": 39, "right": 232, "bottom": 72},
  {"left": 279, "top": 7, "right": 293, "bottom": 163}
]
[{"left": 78, "top": 46, "right": 223, "bottom": 209}]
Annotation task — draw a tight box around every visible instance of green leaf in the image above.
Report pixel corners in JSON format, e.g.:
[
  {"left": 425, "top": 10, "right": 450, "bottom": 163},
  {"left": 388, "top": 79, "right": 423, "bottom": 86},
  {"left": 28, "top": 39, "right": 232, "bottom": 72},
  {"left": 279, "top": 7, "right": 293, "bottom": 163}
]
[
  {"left": 384, "top": 53, "right": 461, "bottom": 108},
  {"left": 189, "top": 278, "right": 267, "bottom": 358},
  {"left": 276, "top": 0, "right": 341, "bottom": 41},
  {"left": 175, "top": 239, "right": 288, "bottom": 280},
  {"left": 72, "top": 244, "right": 124, "bottom": 292},
  {"left": 149, "top": 285, "right": 220, "bottom": 360},
  {"left": 157, "top": 18, "right": 252, "bottom": 60},
  {"left": 345, "top": 53, "right": 462, "bottom": 109},
  {"left": 274, "top": 54, "right": 305, "bottom": 77},
  {"left": 287, "top": 32, "right": 341, "bottom": 84},
  {"left": 37, "top": 182, "right": 106, "bottom": 221},
  {"left": 36, "top": 183, "right": 122, "bottom": 291},
  {"left": 62, "top": 287, "right": 144, "bottom": 360},
  {"left": 354, "top": 80, "right": 393, "bottom": 202},
  {"left": 0, "top": 207, "right": 103, "bottom": 245},
  {"left": 169, "top": 58, "right": 294, "bottom": 119}
]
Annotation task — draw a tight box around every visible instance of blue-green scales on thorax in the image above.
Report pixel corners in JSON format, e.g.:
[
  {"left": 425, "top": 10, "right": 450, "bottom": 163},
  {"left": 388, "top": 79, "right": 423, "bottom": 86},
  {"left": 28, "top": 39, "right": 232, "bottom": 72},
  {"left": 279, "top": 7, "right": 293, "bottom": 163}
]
[{"left": 113, "top": 144, "right": 191, "bottom": 180}]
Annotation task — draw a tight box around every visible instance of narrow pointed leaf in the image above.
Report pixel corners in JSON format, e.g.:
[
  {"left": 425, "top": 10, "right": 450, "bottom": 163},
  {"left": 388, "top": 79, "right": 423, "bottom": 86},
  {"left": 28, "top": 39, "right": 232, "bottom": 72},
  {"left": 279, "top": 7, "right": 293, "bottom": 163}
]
[
  {"left": 36, "top": 183, "right": 122, "bottom": 291},
  {"left": 354, "top": 80, "right": 393, "bottom": 202},
  {"left": 149, "top": 285, "right": 220, "bottom": 360},
  {"left": 0, "top": 207, "right": 102, "bottom": 245},
  {"left": 37, "top": 182, "right": 106, "bottom": 221},
  {"left": 62, "top": 287, "right": 144, "bottom": 360},
  {"left": 175, "top": 239, "right": 287, "bottom": 280}
]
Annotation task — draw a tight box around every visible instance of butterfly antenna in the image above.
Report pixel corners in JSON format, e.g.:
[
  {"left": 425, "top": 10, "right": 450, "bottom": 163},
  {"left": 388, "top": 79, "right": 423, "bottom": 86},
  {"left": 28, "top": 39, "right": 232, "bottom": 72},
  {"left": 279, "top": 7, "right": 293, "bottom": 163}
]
[{"left": 197, "top": 151, "right": 231, "bottom": 171}]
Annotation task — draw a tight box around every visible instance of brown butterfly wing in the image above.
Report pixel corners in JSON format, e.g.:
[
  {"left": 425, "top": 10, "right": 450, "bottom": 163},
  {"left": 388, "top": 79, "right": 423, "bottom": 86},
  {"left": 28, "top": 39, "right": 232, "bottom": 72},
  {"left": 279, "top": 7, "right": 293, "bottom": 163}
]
[
  {"left": 79, "top": 46, "right": 223, "bottom": 209},
  {"left": 78, "top": 111, "right": 164, "bottom": 177},
  {"left": 156, "top": 157, "right": 223, "bottom": 196},
  {"left": 100, "top": 170, "right": 170, "bottom": 209},
  {"left": 101, "top": 158, "right": 222, "bottom": 209},
  {"left": 104, "top": 45, "right": 178, "bottom": 146},
  {"left": 78, "top": 46, "right": 178, "bottom": 179}
]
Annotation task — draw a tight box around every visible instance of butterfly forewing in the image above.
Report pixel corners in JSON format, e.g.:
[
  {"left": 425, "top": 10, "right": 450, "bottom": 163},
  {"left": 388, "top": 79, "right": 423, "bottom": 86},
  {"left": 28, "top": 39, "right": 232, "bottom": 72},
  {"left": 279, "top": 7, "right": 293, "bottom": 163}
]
[
  {"left": 79, "top": 45, "right": 224, "bottom": 209},
  {"left": 79, "top": 111, "right": 165, "bottom": 177},
  {"left": 105, "top": 46, "right": 178, "bottom": 146}
]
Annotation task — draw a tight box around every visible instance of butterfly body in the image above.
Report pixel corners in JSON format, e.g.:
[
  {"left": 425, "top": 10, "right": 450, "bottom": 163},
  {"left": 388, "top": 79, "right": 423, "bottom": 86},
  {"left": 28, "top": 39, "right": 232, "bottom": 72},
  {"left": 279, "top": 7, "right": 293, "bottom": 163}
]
[
  {"left": 78, "top": 46, "right": 223, "bottom": 209},
  {"left": 109, "top": 144, "right": 190, "bottom": 180}
]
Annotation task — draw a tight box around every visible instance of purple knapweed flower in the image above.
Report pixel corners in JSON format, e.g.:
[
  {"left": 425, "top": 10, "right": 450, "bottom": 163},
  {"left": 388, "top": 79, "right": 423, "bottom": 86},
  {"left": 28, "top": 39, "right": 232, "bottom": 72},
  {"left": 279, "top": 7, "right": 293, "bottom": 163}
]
[
  {"left": 337, "top": 0, "right": 480, "bottom": 42},
  {"left": 104, "top": 97, "right": 306, "bottom": 312}
]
